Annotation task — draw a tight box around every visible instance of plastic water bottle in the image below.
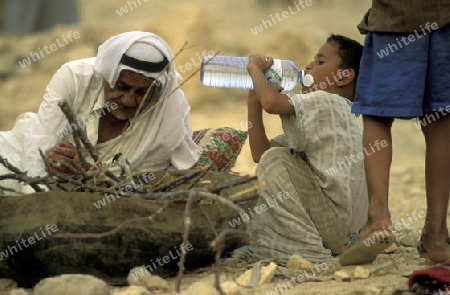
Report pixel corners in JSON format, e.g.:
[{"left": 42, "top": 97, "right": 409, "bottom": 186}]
[{"left": 200, "top": 55, "right": 314, "bottom": 91}]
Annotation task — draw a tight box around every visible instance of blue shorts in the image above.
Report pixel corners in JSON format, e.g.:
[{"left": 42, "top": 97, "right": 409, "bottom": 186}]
[{"left": 352, "top": 24, "right": 450, "bottom": 118}]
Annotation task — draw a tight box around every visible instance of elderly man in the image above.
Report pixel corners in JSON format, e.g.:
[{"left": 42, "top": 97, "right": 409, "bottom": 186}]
[{"left": 0, "top": 31, "right": 200, "bottom": 194}]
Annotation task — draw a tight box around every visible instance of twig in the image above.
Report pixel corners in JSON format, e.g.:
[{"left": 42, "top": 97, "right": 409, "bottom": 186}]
[
  {"left": 153, "top": 167, "right": 206, "bottom": 192},
  {"left": 187, "top": 165, "right": 213, "bottom": 189},
  {"left": 52, "top": 174, "right": 114, "bottom": 194},
  {"left": 0, "top": 154, "right": 22, "bottom": 174},
  {"left": 58, "top": 99, "right": 99, "bottom": 162},
  {"left": 54, "top": 203, "right": 167, "bottom": 239},
  {"left": 175, "top": 191, "right": 196, "bottom": 293},
  {"left": 0, "top": 154, "right": 44, "bottom": 192},
  {"left": 147, "top": 172, "right": 171, "bottom": 191},
  {"left": 0, "top": 169, "right": 43, "bottom": 193},
  {"left": 135, "top": 41, "right": 190, "bottom": 118},
  {"left": 49, "top": 158, "right": 82, "bottom": 176},
  {"left": 211, "top": 229, "right": 249, "bottom": 295},
  {"left": 199, "top": 205, "right": 218, "bottom": 237},
  {"left": 208, "top": 175, "right": 258, "bottom": 194},
  {"left": 105, "top": 170, "right": 121, "bottom": 184},
  {"left": 227, "top": 181, "right": 265, "bottom": 201},
  {"left": 230, "top": 192, "right": 260, "bottom": 203},
  {"left": 148, "top": 52, "right": 220, "bottom": 117},
  {"left": 58, "top": 100, "right": 87, "bottom": 168},
  {"left": 0, "top": 185, "right": 26, "bottom": 195}
]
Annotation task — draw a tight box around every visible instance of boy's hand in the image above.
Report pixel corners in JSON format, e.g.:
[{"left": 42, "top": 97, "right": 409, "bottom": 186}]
[{"left": 247, "top": 55, "right": 273, "bottom": 73}]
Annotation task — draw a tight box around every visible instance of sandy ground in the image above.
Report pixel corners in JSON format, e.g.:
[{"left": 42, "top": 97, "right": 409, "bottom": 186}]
[{"left": 0, "top": 0, "right": 440, "bottom": 294}]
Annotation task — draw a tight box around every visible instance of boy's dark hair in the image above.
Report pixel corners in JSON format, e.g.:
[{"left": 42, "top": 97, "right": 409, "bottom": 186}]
[{"left": 326, "top": 34, "right": 363, "bottom": 79}]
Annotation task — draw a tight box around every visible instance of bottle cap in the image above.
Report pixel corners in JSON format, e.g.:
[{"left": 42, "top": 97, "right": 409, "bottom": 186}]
[{"left": 302, "top": 74, "right": 314, "bottom": 87}]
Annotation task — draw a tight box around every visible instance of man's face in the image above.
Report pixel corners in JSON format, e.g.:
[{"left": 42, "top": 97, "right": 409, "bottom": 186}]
[
  {"left": 104, "top": 70, "right": 157, "bottom": 121},
  {"left": 302, "top": 42, "right": 343, "bottom": 93}
]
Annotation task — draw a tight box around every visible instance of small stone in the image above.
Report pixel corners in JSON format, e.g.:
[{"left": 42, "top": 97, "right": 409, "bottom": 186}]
[
  {"left": 286, "top": 254, "right": 312, "bottom": 271},
  {"left": 181, "top": 282, "right": 216, "bottom": 295},
  {"left": 33, "top": 274, "right": 109, "bottom": 295},
  {"left": 383, "top": 243, "right": 398, "bottom": 253},
  {"left": 354, "top": 266, "right": 370, "bottom": 279},
  {"left": 259, "top": 262, "right": 277, "bottom": 285},
  {"left": 127, "top": 266, "right": 169, "bottom": 291},
  {"left": 0, "top": 279, "right": 17, "bottom": 291},
  {"left": 221, "top": 281, "right": 240, "bottom": 295},
  {"left": 397, "top": 232, "right": 418, "bottom": 247},
  {"left": 111, "top": 286, "right": 151, "bottom": 295},
  {"left": 334, "top": 270, "right": 351, "bottom": 282},
  {"left": 235, "top": 262, "right": 277, "bottom": 286}
]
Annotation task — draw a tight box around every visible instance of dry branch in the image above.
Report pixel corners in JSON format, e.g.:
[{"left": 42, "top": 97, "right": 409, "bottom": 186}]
[
  {"left": 175, "top": 191, "right": 196, "bottom": 293},
  {"left": 54, "top": 202, "right": 167, "bottom": 239},
  {"left": 58, "top": 99, "right": 99, "bottom": 162},
  {"left": 152, "top": 167, "right": 206, "bottom": 192}
]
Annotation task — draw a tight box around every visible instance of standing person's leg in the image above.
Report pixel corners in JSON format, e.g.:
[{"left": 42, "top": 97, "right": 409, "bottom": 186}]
[
  {"left": 339, "top": 116, "right": 395, "bottom": 265},
  {"left": 340, "top": 30, "right": 429, "bottom": 265},
  {"left": 359, "top": 115, "right": 394, "bottom": 237},
  {"left": 420, "top": 115, "right": 450, "bottom": 262},
  {"left": 419, "top": 23, "right": 450, "bottom": 263}
]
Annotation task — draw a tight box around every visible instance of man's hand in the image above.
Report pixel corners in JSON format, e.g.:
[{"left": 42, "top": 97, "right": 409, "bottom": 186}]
[
  {"left": 46, "top": 142, "right": 83, "bottom": 175},
  {"left": 247, "top": 54, "right": 273, "bottom": 73}
]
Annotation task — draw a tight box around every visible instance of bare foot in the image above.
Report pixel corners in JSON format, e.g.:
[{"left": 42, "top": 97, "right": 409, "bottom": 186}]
[
  {"left": 421, "top": 233, "right": 450, "bottom": 263},
  {"left": 359, "top": 215, "right": 392, "bottom": 238}
]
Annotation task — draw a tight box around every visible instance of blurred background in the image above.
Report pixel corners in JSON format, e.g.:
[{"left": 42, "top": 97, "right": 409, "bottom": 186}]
[{"left": 0, "top": 0, "right": 425, "bottom": 177}]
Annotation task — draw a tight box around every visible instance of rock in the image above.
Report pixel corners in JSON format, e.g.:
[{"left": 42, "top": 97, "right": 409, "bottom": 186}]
[
  {"left": 334, "top": 270, "right": 351, "bottom": 282},
  {"left": 33, "top": 274, "right": 109, "bottom": 295},
  {"left": 127, "top": 266, "right": 169, "bottom": 291},
  {"left": 286, "top": 254, "right": 312, "bottom": 271},
  {"left": 235, "top": 262, "right": 277, "bottom": 286},
  {"left": 354, "top": 266, "right": 370, "bottom": 279},
  {"left": 383, "top": 243, "right": 398, "bottom": 254},
  {"left": 259, "top": 262, "right": 277, "bottom": 284},
  {"left": 111, "top": 286, "right": 151, "bottom": 295},
  {"left": 372, "top": 261, "right": 394, "bottom": 276},
  {"left": 181, "top": 282, "right": 216, "bottom": 295},
  {"left": 0, "top": 279, "right": 17, "bottom": 291},
  {"left": 221, "top": 281, "right": 240, "bottom": 295},
  {"left": 397, "top": 232, "right": 418, "bottom": 247}
]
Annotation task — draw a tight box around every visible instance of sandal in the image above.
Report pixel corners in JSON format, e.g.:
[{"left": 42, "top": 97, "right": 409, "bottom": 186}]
[{"left": 339, "top": 229, "right": 395, "bottom": 266}]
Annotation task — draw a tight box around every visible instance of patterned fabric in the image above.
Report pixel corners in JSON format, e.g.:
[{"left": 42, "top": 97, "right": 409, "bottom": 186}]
[{"left": 192, "top": 127, "right": 247, "bottom": 172}]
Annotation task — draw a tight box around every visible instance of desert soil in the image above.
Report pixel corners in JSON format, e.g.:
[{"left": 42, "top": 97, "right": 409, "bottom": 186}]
[{"left": 0, "top": 0, "right": 439, "bottom": 294}]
